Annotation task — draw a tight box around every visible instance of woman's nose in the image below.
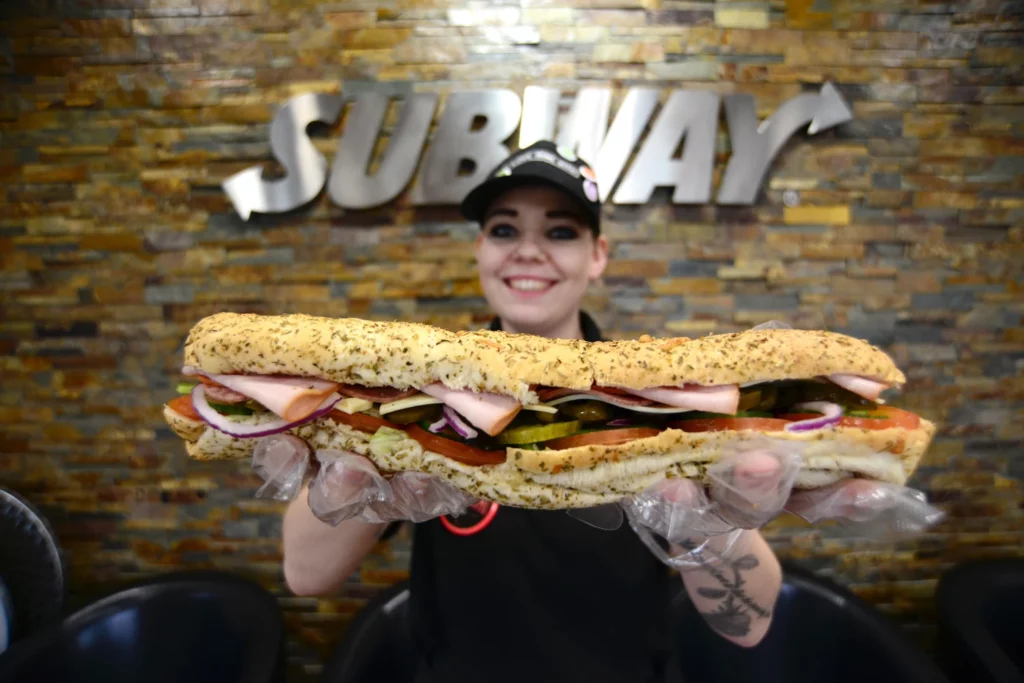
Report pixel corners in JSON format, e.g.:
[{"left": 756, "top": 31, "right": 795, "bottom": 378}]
[{"left": 513, "top": 236, "right": 545, "bottom": 260}]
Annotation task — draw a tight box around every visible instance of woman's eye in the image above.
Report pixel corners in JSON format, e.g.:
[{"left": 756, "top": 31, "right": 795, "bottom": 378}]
[
  {"left": 547, "top": 226, "right": 581, "bottom": 240},
  {"left": 487, "top": 223, "right": 517, "bottom": 239}
]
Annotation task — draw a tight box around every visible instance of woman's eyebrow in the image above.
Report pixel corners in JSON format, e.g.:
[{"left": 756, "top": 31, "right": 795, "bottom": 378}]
[
  {"left": 484, "top": 207, "right": 517, "bottom": 220},
  {"left": 546, "top": 209, "right": 582, "bottom": 222}
]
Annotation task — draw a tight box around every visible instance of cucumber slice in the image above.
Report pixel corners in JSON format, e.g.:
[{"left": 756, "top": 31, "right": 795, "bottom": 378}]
[
  {"left": 210, "top": 402, "right": 253, "bottom": 416},
  {"left": 495, "top": 420, "right": 581, "bottom": 445}
]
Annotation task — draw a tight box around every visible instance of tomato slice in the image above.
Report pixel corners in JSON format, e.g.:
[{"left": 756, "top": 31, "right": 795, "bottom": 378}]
[
  {"left": 403, "top": 425, "right": 507, "bottom": 466},
  {"left": 329, "top": 409, "right": 401, "bottom": 435},
  {"left": 167, "top": 395, "right": 202, "bottom": 421},
  {"left": 779, "top": 406, "right": 920, "bottom": 431},
  {"left": 670, "top": 417, "right": 792, "bottom": 433},
  {"left": 545, "top": 427, "right": 661, "bottom": 450},
  {"left": 841, "top": 406, "right": 920, "bottom": 430}
]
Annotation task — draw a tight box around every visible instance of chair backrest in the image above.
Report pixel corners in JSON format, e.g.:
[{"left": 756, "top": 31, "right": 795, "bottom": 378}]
[
  {"left": 319, "top": 581, "right": 417, "bottom": 683},
  {"left": 936, "top": 558, "right": 1024, "bottom": 683},
  {"left": 322, "top": 566, "right": 948, "bottom": 683},
  {"left": 0, "top": 570, "right": 285, "bottom": 683},
  {"left": 0, "top": 488, "right": 66, "bottom": 643}
]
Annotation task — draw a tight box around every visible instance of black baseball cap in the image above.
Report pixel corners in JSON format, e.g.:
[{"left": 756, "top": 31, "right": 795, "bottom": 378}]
[{"left": 459, "top": 140, "right": 601, "bottom": 234}]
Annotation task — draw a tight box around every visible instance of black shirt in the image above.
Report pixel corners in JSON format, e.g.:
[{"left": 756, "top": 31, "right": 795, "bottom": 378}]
[{"left": 408, "top": 312, "right": 681, "bottom": 683}]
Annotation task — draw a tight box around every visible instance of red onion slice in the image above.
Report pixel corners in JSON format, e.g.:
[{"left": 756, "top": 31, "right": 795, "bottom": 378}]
[
  {"left": 607, "top": 418, "right": 633, "bottom": 427},
  {"left": 427, "top": 416, "right": 448, "bottom": 434},
  {"left": 784, "top": 401, "right": 843, "bottom": 432},
  {"left": 442, "top": 406, "right": 479, "bottom": 440},
  {"left": 191, "top": 385, "right": 341, "bottom": 439}
]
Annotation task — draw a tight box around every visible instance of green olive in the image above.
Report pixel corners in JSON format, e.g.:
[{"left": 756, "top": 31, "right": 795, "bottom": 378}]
[
  {"left": 557, "top": 400, "right": 613, "bottom": 423},
  {"left": 738, "top": 389, "right": 762, "bottom": 412},
  {"left": 387, "top": 404, "right": 442, "bottom": 425},
  {"left": 757, "top": 385, "right": 778, "bottom": 411},
  {"left": 776, "top": 381, "right": 875, "bottom": 410}
]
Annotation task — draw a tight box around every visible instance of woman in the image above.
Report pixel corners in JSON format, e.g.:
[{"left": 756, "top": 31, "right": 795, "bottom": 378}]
[{"left": 279, "top": 142, "right": 862, "bottom": 682}]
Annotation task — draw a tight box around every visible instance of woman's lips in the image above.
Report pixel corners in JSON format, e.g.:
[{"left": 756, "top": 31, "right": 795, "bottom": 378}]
[{"left": 503, "top": 277, "right": 557, "bottom": 296}]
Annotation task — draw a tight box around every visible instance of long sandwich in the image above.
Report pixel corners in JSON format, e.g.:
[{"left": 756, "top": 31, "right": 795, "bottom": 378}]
[{"left": 163, "top": 313, "right": 935, "bottom": 509}]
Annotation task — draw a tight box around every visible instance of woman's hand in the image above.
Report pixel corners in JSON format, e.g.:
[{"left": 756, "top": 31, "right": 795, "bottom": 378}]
[
  {"left": 622, "top": 441, "right": 942, "bottom": 569},
  {"left": 309, "top": 449, "right": 477, "bottom": 524},
  {"left": 253, "top": 434, "right": 476, "bottom": 525}
]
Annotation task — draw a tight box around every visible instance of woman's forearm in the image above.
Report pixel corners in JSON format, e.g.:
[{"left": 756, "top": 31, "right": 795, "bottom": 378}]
[
  {"left": 282, "top": 485, "right": 386, "bottom": 596},
  {"left": 679, "top": 530, "right": 781, "bottom": 648}
]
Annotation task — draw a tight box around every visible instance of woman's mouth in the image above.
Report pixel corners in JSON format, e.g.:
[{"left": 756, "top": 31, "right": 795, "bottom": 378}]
[{"left": 503, "top": 277, "right": 557, "bottom": 296}]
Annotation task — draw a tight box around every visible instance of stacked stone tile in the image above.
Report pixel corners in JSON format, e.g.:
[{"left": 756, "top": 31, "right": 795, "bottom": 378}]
[{"left": 0, "top": 0, "right": 1021, "bottom": 677}]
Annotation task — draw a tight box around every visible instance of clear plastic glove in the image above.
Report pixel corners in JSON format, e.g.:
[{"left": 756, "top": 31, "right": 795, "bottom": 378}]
[
  {"left": 251, "top": 435, "right": 477, "bottom": 525},
  {"left": 252, "top": 434, "right": 310, "bottom": 501},
  {"left": 622, "top": 440, "right": 944, "bottom": 571},
  {"left": 308, "top": 449, "right": 477, "bottom": 526},
  {"left": 785, "top": 478, "right": 945, "bottom": 538},
  {"left": 623, "top": 441, "right": 802, "bottom": 571}
]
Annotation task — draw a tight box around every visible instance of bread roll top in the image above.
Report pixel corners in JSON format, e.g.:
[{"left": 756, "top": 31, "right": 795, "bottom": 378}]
[{"left": 183, "top": 313, "right": 905, "bottom": 399}]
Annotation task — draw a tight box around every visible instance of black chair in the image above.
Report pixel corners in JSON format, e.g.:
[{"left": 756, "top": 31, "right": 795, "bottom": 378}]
[
  {"left": 321, "top": 563, "right": 948, "bottom": 683},
  {"left": 0, "top": 570, "right": 285, "bottom": 683},
  {"left": 0, "top": 487, "right": 66, "bottom": 644},
  {"left": 935, "top": 558, "right": 1024, "bottom": 683},
  {"left": 320, "top": 580, "right": 417, "bottom": 683},
  {"left": 672, "top": 562, "right": 949, "bottom": 683}
]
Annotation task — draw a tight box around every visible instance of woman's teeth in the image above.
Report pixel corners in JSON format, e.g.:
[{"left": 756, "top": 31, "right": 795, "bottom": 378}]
[{"left": 506, "top": 278, "right": 553, "bottom": 292}]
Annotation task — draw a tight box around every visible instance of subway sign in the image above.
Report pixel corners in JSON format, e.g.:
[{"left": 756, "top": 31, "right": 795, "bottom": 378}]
[{"left": 223, "top": 83, "right": 854, "bottom": 220}]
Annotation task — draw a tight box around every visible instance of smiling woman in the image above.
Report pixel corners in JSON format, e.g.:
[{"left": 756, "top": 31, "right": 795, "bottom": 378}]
[
  {"left": 278, "top": 140, "right": 774, "bottom": 683},
  {"left": 474, "top": 185, "right": 609, "bottom": 339},
  {"left": 458, "top": 140, "right": 610, "bottom": 340}
]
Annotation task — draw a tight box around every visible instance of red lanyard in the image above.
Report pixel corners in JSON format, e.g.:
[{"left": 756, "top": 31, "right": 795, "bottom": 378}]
[{"left": 440, "top": 500, "right": 499, "bottom": 536}]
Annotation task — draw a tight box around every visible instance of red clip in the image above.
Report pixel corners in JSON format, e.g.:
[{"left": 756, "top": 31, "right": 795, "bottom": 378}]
[{"left": 441, "top": 501, "right": 499, "bottom": 536}]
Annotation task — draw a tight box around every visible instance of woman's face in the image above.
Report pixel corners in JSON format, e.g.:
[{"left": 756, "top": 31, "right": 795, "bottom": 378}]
[{"left": 475, "top": 185, "right": 608, "bottom": 335}]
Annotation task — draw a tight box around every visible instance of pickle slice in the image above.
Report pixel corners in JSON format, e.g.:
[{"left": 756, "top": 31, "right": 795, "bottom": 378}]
[{"left": 496, "top": 420, "right": 581, "bottom": 445}]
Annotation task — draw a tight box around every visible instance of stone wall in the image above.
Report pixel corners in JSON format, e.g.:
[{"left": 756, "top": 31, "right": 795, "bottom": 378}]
[{"left": 1, "top": 0, "right": 1022, "bottom": 678}]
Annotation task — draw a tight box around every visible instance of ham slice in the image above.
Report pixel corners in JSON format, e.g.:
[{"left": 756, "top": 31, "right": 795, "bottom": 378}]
[
  {"left": 201, "top": 373, "right": 341, "bottom": 422},
  {"left": 621, "top": 384, "right": 740, "bottom": 414},
  {"left": 587, "top": 387, "right": 654, "bottom": 406},
  {"left": 421, "top": 383, "right": 522, "bottom": 437},
  {"left": 536, "top": 386, "right": 577, "bottom": 402},
  {"left": 829, "top": 374, "right": 889, "bottom": 401},
  {"left": 337, "top": 385, "right": 418, "bottom": 403}
]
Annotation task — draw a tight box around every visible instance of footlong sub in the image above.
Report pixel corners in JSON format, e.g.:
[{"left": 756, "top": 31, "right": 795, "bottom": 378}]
[{"left": 163, "top": 313, "right": 935, "bottom": 510}]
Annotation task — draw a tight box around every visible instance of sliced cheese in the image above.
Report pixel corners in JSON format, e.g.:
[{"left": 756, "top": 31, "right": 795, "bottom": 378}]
[
  {"left": 335, "top": 397, "right": 373, "bottom": 415},
  {"left": 545, "top": 393, "right": 711, "bottom": 415},
  {"left": 378, "top": 394, "right": 443, "bottom": 415},
  {"left": 523, "top": 404, "right": 558, "bottom": 414}
]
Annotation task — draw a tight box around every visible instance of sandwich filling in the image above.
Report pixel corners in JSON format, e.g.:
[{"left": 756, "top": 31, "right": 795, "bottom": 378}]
[{"left": 166, "top": 370, "right": 920, "bottom": 467}]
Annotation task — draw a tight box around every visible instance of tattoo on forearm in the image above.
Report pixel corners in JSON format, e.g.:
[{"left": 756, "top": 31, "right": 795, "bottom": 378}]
[{"left": 685, "top": 545, "right": 771, "bottom": 638}]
